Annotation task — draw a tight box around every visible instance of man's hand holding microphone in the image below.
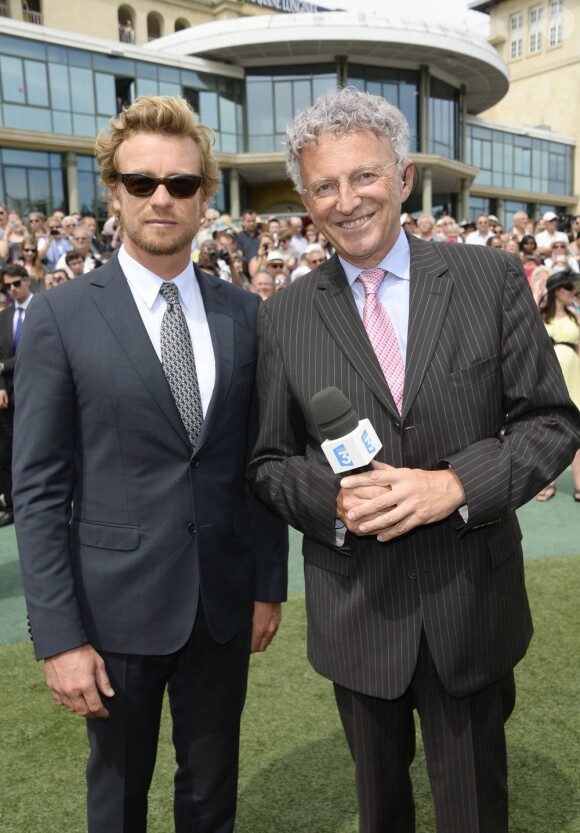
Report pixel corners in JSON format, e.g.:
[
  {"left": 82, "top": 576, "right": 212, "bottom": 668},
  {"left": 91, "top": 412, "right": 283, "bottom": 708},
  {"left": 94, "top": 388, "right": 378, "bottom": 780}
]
[{"left": 312, "top": 387, "right": 466, "bottom": 543}]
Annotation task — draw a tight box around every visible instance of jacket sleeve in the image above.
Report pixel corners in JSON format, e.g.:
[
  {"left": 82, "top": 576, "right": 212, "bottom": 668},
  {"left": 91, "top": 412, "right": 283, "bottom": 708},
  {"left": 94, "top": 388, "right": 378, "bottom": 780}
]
[
  {"left": 444, "top": 256, "right": 580, "bottom": 528},
  {"left": 12, "top": 293, "right": 88, "bottom": 659}
]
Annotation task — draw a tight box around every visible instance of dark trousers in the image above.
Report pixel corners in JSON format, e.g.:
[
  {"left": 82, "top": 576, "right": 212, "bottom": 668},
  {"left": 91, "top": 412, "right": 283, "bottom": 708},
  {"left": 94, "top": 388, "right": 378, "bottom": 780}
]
[
  {"left": 334, "top": 634, "right": 516, "bottom": 833},
  {"left": 86, "top": 603, "right": 252, "bottom": 833},
  {"left": 0, "top": 402, "right": 13, "bottom": 509}
]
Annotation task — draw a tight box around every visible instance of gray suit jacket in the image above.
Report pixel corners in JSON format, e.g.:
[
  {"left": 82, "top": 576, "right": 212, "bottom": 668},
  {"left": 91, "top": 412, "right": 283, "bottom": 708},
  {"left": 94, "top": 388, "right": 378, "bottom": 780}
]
[
  {"left": 248, "top": 234, "right": 580, "bottom": 699},
  {"left": 13, "top": 255, "right": 287, "bottom": 660}
]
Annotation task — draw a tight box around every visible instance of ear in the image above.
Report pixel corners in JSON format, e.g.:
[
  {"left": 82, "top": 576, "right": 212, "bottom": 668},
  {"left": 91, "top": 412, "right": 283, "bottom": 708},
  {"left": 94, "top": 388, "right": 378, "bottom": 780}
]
[
  {"left": 401, "top": 162, "right": 414, "bottom": 201},
  {"left": 110, "top": 185, "right": 121, "bottom": 217}
]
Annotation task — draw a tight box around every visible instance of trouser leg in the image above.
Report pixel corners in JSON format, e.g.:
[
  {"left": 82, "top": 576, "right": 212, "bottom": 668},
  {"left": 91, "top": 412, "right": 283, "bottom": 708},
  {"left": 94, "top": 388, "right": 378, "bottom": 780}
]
[
  {"left": 169, "top": 605, "right": 252, "bottom": 833},
  {"left": 334, "top": 682, "right": 416, "bottom": 833},
  {"left": 85, "top": 650, "right": 172, "bottom": 833},
  {"left": 413, "top": 635, "right": 516, "bottom": 833}
]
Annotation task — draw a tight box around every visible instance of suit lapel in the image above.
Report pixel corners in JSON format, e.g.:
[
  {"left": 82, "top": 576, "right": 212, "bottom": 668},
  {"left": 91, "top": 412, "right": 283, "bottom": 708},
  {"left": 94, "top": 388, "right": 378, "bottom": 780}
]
[
  {"left": 402, "top": 235, "right": 453, "bottom": 419},
  {"left": 314, "top": 255, "right": 399, "bottom": 415},
  {"left": 89, "top": 258, "right": 191, "bottom": 448},
  {"left": 194, "top": 268, "right": 234, "bottom": 452}
]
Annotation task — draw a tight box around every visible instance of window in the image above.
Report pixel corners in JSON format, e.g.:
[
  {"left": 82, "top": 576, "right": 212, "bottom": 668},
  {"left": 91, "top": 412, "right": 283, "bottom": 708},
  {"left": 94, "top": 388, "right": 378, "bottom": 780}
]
[
  {"left": 509, "top": 13, "right": 523, "bottom": 59},
  {"left": 548, "top": 0, "right": 563, "bottom": 46},
  {"left": 529, "top": 5, "right": 543, "bottom": 53}
]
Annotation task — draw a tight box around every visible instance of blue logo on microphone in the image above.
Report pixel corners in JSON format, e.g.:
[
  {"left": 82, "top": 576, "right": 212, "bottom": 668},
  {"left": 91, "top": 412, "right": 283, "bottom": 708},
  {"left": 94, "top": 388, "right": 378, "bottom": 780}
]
[
  {"left": 361, "top": 429, "right": 376, "bottom": 455},
  {"left": 333, "top": 444, "right": 354, "bottom": 468}
]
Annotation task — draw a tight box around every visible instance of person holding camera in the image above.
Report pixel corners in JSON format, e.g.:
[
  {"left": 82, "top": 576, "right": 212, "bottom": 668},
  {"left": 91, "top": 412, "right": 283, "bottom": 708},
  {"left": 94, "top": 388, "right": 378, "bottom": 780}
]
[{"left": 41, "top": 217, "right": 73, "bottom": 270}]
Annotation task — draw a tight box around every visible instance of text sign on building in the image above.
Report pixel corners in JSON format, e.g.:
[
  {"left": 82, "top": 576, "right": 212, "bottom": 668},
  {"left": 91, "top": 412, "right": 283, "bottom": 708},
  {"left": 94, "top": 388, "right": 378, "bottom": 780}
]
[{"left": 249, "top": 0, "right": 333, "bottom": 13}]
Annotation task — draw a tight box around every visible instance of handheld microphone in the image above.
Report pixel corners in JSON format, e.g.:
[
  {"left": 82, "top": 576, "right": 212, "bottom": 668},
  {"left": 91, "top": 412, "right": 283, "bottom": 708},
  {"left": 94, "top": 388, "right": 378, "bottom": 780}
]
[{"left": 311, "top": 387, "right": 382, "bottom": 476}]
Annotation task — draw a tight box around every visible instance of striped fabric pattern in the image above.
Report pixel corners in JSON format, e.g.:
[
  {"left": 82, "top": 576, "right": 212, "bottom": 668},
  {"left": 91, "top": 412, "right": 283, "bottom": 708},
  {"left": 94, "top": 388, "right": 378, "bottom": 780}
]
[{"left": 248, "top": 234, "right": 580, "bottom": 701}]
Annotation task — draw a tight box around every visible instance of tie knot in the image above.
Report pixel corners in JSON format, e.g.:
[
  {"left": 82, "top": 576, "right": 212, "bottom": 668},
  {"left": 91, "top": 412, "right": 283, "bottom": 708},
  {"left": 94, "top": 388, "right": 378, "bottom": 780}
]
[
  {"left": 159, "top": 280, "right": 180, "bottom": 306},
  {"left": 357, "top": 268, "right": 387, "bottom": 296}
]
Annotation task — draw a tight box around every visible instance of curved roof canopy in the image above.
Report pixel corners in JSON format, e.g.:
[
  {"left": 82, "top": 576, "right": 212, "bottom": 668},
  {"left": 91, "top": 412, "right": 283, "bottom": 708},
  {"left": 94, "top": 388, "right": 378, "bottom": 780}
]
[{"left": 145, "top": 12, "right": 509, "bottom": 114}]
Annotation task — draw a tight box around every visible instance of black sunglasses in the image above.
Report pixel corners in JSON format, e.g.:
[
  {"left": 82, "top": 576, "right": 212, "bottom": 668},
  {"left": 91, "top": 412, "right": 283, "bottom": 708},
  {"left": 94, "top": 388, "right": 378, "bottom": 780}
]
[
  {"left": 23, "top": 247, "right": 37, "bottom": 253},
  {"left": 5, "top": 279, "right": 23, "bottom": 289},
  {"left": 118, "top": 172, "right": 203, "bottom": 199},
  {"left": 560, "top": 283, "right": 576, "bottom": 291}
]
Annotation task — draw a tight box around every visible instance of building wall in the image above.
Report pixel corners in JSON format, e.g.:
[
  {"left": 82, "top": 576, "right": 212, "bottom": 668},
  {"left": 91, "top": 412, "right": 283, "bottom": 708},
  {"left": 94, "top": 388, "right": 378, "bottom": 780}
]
[
  {"left": 31, "top": 0, "right": 279, "bottom": 45},
  {"left": 480, "top": 0, "right": 580, "bottom": 211}
]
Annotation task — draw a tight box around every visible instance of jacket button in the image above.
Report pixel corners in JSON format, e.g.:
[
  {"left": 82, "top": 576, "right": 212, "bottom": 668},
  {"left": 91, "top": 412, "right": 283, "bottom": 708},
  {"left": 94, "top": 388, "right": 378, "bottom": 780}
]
[
  {"left": 392, "top": 422, "right": 401, "bottom": 434},
  {"left": 191, "top": 458, "right": 200, "bottom": 468},
  {"left": 187, "top": 522, "right": 196, "bottom": 534},
  {"left": 408, "top": 569, "right": 417, "bottom": 580}
]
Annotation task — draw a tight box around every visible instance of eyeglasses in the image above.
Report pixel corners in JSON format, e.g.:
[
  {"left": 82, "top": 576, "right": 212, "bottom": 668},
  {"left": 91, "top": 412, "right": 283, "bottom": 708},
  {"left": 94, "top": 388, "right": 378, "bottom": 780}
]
[
  {"left": 302, "top": 163, "right": 398, "bottom": 202},
  {"left": 52, "top": 274, "right": 67, "bottom": 283},
  {"left": 23, "top": 248, "right": 37, "bottom": 253},
  {"left": 4, "top": 279, "right": 23, "bottom": 289},
  {"left": 552, "top": 244, "right": 567, "bottom": 248},
  {"left": 118, "top": 172, "right": 203, "bottom": 199},
  {"left": 269, "top": 262, "right": 285, "bottom": 269},
  {"left": 73, "top": 237, "right": 88, "bottom": 242},
  {"left": 560, "top": 283, "right": 576, "bottom": 291}
]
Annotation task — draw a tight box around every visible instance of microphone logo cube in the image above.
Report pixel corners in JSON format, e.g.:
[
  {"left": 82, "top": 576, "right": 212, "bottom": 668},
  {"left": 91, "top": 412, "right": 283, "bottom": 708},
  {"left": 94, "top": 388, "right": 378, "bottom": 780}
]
[
  {"left": 332, "top": 444, "right": 354, "bottom": 468},
  {"left": 361, "top": 429, "right": 376, "bottom": 455}
]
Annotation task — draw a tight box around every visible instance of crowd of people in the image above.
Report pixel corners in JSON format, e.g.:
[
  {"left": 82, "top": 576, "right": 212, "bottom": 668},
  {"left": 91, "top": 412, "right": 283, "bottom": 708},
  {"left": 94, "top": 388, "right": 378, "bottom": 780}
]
[
  {"left": 1, "top": 202, "right": 579, "bottom": 523},
  {"left": 2, "top": 203, "right": 580, "bottom": 306}
]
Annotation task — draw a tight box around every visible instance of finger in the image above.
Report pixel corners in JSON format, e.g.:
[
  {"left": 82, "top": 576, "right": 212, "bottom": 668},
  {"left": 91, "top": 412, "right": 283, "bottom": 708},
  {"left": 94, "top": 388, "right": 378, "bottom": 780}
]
[{"left": 95, "top": 662, "right": 115, "bottom": 698}]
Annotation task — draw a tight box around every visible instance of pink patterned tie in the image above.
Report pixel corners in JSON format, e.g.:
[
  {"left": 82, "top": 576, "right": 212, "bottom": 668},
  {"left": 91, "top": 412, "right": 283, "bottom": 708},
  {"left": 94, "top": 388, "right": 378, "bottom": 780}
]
[{"left": 357, "top": 268, "right": 405, "bottom": 413}]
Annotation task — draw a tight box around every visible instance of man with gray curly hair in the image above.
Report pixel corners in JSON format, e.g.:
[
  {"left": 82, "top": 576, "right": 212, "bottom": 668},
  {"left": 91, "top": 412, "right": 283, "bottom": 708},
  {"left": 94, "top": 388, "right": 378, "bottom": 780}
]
[{"left": 249, "top": 86, "right": 580, "bottom": 832}]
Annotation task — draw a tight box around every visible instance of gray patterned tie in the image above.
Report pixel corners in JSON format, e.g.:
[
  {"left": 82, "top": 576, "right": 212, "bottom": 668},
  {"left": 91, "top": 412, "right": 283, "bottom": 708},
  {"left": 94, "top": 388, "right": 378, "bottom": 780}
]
[{"left": 159, "top": 281, "right": 203, "bottom": 447}]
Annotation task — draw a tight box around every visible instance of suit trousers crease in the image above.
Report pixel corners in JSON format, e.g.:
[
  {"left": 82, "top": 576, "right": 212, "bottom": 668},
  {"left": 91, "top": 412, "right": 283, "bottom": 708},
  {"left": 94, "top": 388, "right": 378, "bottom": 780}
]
[
  {"left": 86, "top": 602, "right": 252, "bottom": 833},
  {"left": 334, "top": 633, "right": 515, "bottom": 833}
]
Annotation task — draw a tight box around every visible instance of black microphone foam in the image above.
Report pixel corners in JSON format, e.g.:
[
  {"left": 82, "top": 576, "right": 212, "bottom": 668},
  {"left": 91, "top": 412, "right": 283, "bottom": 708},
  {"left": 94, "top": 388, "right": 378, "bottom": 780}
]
[{"left": 311, "top": 387, "right": 359, "bottom": 441}]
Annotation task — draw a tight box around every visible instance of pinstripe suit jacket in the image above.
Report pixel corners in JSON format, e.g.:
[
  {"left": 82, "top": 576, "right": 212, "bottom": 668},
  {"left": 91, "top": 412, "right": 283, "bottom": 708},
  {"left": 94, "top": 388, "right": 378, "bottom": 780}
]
[{"left": 248, "top": 234, "right": 580, "bottom": 700}]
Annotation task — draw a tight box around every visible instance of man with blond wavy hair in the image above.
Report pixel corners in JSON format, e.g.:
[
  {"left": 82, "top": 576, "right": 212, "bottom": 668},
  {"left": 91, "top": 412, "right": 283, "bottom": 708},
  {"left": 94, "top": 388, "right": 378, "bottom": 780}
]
[{"left": 14, "top": 96, "right": 287, "bottom": 833}]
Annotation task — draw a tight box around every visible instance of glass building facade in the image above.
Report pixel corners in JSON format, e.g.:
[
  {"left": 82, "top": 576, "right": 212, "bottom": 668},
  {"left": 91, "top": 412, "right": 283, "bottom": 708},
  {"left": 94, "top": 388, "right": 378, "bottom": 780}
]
[
  {"left": 0, "top": 29, "right": 575, "bottom": 220},
  {"left": 466, "top": 122, "right": 573, "bottom": 196}
]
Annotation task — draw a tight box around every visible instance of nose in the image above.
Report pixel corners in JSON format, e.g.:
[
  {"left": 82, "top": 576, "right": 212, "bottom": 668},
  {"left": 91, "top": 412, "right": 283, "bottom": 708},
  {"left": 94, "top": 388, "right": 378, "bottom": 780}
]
[
  {"left": 150, "top": 182, "right": 174, "bottom": 208},
  {"left": 334, "top": 180, "right": 362, "bottom": 214}
]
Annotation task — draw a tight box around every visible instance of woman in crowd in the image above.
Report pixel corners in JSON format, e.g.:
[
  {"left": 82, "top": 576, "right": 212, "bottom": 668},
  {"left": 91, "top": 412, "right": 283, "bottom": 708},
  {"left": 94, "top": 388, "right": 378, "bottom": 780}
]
[
  {"left": 536, "top": 269, "right": 580, "bottom": 502},
  {"left": 520, "top": 234, "right": 541, "bottom": 288},
  {"left": 17, "top": 235, "right": 47, "bottom": 293},
  {"left": 248, "top": 233, "right": 276, "bottom": 279}
]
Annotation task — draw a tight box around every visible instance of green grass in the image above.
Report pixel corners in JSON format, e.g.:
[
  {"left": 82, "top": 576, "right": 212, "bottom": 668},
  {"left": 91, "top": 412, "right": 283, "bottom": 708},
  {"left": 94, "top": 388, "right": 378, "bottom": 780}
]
[{"left": 1, "top": 556, "right": 579, "bottom": 832}]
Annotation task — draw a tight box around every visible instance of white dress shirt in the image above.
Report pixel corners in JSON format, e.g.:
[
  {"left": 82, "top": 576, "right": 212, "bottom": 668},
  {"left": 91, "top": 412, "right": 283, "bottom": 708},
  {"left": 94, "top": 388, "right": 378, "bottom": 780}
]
[{"left": 119, "top": 246, "right": 215, "bottom": 416}]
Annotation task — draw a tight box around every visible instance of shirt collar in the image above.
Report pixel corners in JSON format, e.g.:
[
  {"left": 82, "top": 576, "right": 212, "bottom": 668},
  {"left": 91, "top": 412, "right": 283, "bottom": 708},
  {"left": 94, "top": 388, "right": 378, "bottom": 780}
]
[
  {"left": 16, "top": 295, "right": 33, "bottom": 311},
  {"left": 119, "top": 245, "right": 196, "bottom": 310},
  {"left": 339, "top": 228, "right": 410, "bottom": 288}
]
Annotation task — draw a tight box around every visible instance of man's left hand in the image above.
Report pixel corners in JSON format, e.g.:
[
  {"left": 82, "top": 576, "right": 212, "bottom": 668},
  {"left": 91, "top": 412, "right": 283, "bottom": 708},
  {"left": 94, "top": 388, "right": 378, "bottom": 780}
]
[
  {"left": 251, "top": 601, "right": 282, "bottom": 653},
  {"left": 338, "top": 461, "right": 466, "bottom": 542}
]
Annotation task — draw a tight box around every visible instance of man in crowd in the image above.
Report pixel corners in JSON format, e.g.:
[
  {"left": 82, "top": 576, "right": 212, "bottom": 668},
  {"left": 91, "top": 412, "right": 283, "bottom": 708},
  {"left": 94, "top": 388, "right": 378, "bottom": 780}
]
[
  {"left": 465, "top": 213, "right": 494, "bottom": 244},
  {"left": 56, "top": 226, "right": 99, "bottom": 275},
  {"left": 535, "top": 211, "right": 568, "bottom": 257},
  {"left": 248, "top": 86, "right": 580, "bottom": 833},
  {"left": 0, "top": 264, "right": 32, "bottom": 527},
  {"left": 415, "top": 213, "right": 442, "bottom": 242},
  {"left": 289, "top": 215, "right": 308, "bottom": 253},
  {"left": 42, "top": 216, "right": 72, "bottom": 270},
  {"left": 249, "top": 270, "right": 275, "bottom": 300},
  {"left": 14, "top": 95, "right": 287, "bottom": 833},
  {"left": 235, "top": 208, "right": 261, "bottom": 260},
  {"left": 510, "top": 210, "right": 529, "bottom": 241}
]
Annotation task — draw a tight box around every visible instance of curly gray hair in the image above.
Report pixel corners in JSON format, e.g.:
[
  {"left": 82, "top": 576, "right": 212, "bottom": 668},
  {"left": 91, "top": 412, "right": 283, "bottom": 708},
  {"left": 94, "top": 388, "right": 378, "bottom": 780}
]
[{"left": 285, "top": 86, "right": 410, "bottom": 192}]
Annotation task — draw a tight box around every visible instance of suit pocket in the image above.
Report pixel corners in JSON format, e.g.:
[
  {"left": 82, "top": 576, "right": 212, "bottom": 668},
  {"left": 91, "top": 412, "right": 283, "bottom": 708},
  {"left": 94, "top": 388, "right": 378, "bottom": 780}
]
[
  {"left": 72, "top": 519, "right": 140, "bottom": 551},
  {"left": 446, "top": 355, "right": 498, "bottom": 391}
]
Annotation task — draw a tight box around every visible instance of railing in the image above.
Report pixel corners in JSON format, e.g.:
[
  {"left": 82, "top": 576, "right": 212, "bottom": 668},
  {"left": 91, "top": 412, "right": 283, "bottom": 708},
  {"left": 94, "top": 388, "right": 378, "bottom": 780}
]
[
  {"left": 0, "top": 1, "right": 9, "bottom": 17},
  {"left": 23, "top": 9, "right": 43, "bottom": 25}
]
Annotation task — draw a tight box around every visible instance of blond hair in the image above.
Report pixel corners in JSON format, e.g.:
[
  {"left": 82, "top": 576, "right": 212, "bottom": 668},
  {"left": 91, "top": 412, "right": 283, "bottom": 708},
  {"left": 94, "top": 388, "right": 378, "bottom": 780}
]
[{"left": 95, "top": 96, "right": 220, "bottom": 207}]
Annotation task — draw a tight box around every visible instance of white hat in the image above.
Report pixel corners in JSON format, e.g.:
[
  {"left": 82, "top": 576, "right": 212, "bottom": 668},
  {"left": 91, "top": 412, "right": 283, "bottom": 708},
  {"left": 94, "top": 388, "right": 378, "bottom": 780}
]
[
  {"left": 543, "top": 211, "right": 558, "bottom": 222},
  {"left": 267, "top": 249, "right": 285, "bottom": 263}
]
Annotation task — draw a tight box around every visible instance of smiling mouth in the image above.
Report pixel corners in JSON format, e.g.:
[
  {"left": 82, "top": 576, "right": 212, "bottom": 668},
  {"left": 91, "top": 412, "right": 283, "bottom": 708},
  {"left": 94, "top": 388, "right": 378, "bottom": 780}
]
[{"left": 338, "top": 215, "right": 371, "bottom": 230}]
